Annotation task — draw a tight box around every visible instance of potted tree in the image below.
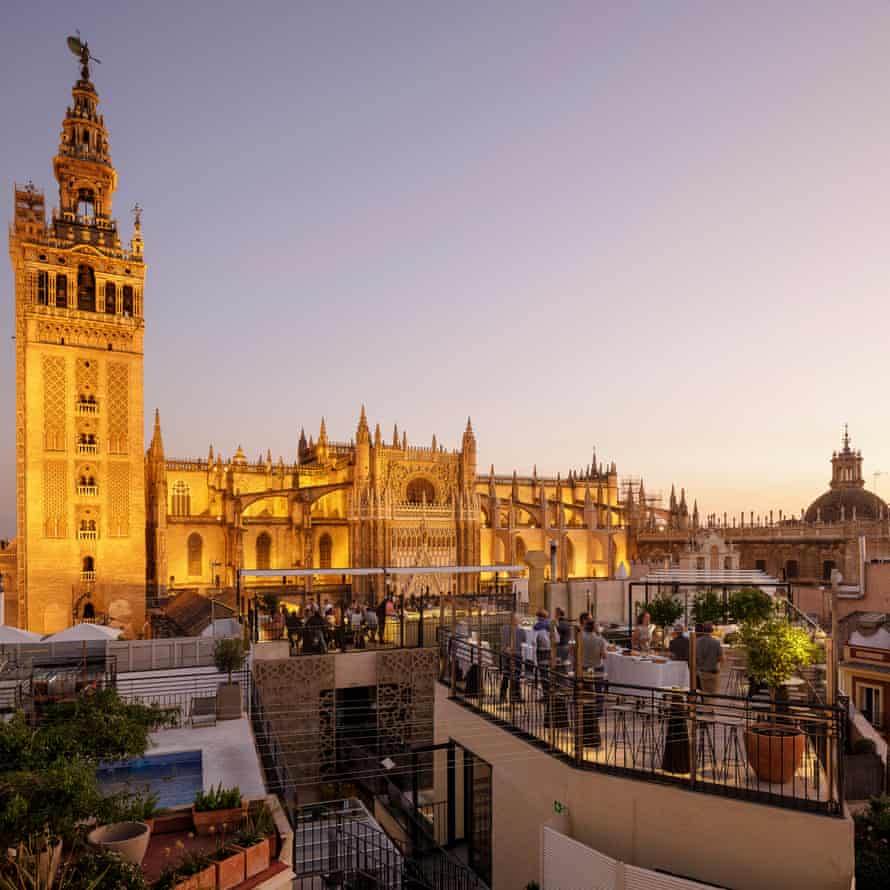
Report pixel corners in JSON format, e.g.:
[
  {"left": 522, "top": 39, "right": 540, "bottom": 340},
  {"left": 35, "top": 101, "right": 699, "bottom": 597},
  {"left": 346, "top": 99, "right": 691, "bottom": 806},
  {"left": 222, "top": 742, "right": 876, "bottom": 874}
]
[
  {"left": 213, "top": 637, "right": 246, "bottom": 721},
  {"left": 739, "top": 618, "right": 816, "bottom": 784},
  {"left": 728, "top": 588, "right": 774, "bottom": 625}
]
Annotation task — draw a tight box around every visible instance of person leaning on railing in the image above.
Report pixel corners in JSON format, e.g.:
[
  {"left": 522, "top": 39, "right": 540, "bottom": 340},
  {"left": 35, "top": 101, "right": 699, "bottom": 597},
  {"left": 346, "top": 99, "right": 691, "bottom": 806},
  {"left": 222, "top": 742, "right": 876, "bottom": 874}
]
[
  {"left": 696, "top": 622, "right": 723, "bottom": 699},
  {"left": 533, "top": 609, "right": 551, "bottom": 701},
  {"left": 499, "top": 613, "right": 523, "bottom": 704},
  {"left": 580, "top": 620, "right": 606, "bottom": 748}
]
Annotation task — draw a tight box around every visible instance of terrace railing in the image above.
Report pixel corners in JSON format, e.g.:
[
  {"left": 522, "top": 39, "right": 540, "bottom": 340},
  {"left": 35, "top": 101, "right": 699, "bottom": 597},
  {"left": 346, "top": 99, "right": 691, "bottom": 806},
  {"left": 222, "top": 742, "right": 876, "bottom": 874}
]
[
  {"left": 115, "top": 665, "right": 251, "bottom": 726},
  {"left": 440, "top": 633, "right": 845, "bottom": 817}
]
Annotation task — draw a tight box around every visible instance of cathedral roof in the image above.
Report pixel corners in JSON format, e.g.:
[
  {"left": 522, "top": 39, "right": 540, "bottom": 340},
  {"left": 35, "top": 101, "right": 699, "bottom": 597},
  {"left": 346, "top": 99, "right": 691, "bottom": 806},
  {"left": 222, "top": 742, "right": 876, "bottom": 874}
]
[
  {"left": 804, "top": 428, "right": 887, "bottom": 522},
  {"left": 804, "top": 488, "right": 886, "bottom": 523}
]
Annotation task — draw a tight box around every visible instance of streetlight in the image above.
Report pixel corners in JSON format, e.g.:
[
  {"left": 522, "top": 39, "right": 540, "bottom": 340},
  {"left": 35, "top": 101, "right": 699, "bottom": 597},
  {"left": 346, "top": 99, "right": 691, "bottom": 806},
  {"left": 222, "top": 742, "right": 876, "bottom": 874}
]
[{"left": 209, "top": 560, "right": 222, "bottom": 636}]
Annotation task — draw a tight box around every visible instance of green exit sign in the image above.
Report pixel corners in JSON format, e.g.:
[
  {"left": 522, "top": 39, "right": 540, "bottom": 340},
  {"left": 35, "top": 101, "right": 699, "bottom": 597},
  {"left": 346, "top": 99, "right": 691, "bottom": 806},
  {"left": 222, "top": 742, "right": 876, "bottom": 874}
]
[{"left": 554, "top": 800, "right": 566, "bottom": 814}]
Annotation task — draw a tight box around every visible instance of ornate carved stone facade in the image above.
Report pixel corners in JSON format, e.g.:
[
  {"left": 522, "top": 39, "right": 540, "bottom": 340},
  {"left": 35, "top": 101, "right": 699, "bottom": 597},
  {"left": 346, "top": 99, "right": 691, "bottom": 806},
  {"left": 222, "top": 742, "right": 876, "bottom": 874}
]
[
  {"left": 9, "top": 56, "right": 146, "bottom": 633},
  {"left": 376, "top": 648, "right": 437, "bottom": 752},
  {"left": 254, "top": 657, "right": 336, "bottom": 788},
  {"left": 146, "top": 408, "right": 630, "bottom": 601}
]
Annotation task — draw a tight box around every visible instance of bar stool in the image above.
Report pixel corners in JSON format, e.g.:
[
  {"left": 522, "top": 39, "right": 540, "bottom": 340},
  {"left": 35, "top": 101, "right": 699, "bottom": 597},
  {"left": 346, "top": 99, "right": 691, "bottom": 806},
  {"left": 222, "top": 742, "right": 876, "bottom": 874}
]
[
  {"left": 635, "top": 704, "right": 664, "bottom": 769},
  {"left": 727, "top": 665, "right": 747, "bottom": 699},
  {"left": 610, "top": 702, "right": 637, "bottom": 767},
  {"left": 695, "top": 714, "right": 719, "bottom": 778},
  {"left": 720, "top": 721, "right": 747, "bottom": 786}
]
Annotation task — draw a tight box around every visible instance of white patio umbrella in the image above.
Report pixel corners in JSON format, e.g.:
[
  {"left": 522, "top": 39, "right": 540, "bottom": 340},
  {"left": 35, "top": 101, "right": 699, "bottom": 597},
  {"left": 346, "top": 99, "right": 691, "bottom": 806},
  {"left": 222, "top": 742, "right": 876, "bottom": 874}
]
[
  {"left": 0, "top": 624, "right": 43, "bottom": 643},
  {"left": 43, "top": 623, "right": 122, "bottom": 642}
]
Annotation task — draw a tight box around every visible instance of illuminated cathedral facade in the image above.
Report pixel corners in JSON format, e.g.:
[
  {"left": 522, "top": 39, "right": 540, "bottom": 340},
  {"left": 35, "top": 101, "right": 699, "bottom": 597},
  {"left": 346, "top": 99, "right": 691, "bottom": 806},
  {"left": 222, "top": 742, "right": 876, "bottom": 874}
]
[{"left": 9, "top": 56, "right": 629, "bottom": 634}]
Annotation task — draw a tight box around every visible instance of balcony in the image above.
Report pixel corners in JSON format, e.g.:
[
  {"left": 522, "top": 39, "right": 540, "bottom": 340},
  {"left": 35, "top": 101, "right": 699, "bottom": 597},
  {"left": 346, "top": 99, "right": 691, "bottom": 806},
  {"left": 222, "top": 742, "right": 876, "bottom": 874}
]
[
  {"left": 80, "top": 571, "right": 96, "bottom": 582},
  {"left": 440, "top": 633, "right": 845, "bottom": 817},
  {"left": 77, "top": 485, "right": 98, "bottom": 497},
  {"left": 78, "top": 530, "right": 98, "bottom": 541},
  {"left": 75, "top": 400, "right": 99, "bottom": 416},
  {"left": 77, "top": 443, "right": 98, "bottom": 455}
]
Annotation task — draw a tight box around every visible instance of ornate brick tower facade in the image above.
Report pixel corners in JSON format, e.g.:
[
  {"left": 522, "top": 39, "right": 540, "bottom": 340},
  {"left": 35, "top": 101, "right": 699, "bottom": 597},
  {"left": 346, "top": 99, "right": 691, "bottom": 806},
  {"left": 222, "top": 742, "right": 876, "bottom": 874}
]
[{"left": 9, "top": 45, "right": 146, "bottom": 633}]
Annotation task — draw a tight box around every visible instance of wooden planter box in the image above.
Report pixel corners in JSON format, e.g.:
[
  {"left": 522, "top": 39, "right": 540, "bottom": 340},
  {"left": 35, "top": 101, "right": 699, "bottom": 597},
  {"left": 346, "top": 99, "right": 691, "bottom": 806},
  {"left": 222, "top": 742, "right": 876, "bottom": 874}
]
[
  {"left": 153, "top": 810, "right": 194, "bottom": 835},
  {"left": 192, "top": 801, "right": 247, "bottom": 836},
  {"left": 214, "top": 848, "right": 246, "bottom": 890},
  {"left": 173, "top": 865, "right": 215, "bottom": 890},
  {"left": 233, "top": 837, "right": 272, "bottom": 878}
]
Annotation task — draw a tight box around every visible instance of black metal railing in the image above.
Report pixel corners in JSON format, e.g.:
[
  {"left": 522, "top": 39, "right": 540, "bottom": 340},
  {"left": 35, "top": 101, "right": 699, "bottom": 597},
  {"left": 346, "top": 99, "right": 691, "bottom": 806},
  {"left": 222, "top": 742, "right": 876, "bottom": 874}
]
[
  {"left": 440, "top": 633, "right": 845, "bottom": 816},
  {"left": 115, "top": 665, "right": 251, "bottom": 726},
  {"left": 293, "top": 800, "right": 487, "bottom": 890}
]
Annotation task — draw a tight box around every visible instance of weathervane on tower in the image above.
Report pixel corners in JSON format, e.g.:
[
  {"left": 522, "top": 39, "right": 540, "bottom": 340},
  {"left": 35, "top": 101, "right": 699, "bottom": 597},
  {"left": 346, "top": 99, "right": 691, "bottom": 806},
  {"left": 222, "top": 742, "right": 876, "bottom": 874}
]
[{"left": 66, "top": 31, "right": 101, "bottom": 80}]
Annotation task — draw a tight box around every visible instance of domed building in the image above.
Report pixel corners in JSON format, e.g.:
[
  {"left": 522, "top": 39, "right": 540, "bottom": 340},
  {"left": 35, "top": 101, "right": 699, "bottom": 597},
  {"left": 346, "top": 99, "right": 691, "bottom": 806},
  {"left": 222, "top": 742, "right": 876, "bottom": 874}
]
[{"left": 804, "top": 427, "right": 888, "bottom": 524}]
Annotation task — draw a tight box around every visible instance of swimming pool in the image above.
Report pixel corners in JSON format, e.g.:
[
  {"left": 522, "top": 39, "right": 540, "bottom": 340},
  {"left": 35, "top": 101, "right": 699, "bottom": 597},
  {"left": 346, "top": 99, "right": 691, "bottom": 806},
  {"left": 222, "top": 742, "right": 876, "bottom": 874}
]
[{"left": 97, "top": 750, "right": 203, "bottom": 808}]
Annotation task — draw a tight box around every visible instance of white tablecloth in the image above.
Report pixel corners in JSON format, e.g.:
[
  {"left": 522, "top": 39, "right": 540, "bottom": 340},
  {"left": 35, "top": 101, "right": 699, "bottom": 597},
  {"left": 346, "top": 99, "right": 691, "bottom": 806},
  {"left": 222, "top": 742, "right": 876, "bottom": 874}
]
[
  {"left": 520, "top": 642, "right": 536, "bottom": 663},
  {"left": 605, "top": 652, "right": 689, "bottom": 690}
]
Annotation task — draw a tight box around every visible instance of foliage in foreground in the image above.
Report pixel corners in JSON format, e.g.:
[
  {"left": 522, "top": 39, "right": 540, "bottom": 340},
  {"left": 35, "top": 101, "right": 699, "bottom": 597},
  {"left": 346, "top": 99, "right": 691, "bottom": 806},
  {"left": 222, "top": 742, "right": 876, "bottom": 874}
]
[
  {"left": 855, "top": 795, "right": 890, "bottom": 890},
  {"left": 0, "top": 688, "right": 175, "bottom": 849}
]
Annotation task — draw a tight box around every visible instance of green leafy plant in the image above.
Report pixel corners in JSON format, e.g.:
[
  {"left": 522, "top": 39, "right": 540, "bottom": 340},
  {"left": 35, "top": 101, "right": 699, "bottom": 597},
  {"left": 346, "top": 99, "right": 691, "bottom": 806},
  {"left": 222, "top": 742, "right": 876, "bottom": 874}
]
[
  {"left": 0, "top": 689, "right": 174, "bottom": 849},
  {"left": 855, "top": 795, "right": 890, "bottom": 890},
  {"left": 691, "top": 591, "right": 724, "bottom": 625},
  {"left": 233, "top": 804, "right": 275, "bottom": 847},
  {"left": 175, "top": 849, "right": 213, "bottom": 877},
  {"left": 213, "top": 637, "right": 246, "bottom": 684},
  {"left": 194, "top": 783, "right": 242, "bottom": 812},
  {"left": 63, "top": 847, "right": 148, "bottom": 889},
  {"left": 638, "top": 596, "right": 682, "bottom": 629},
  {"left": 728, "top": 588, "right": 774, "bottom": 624},
  {"left": 738, "top": 619, "right": 816, "bottom": 692}
]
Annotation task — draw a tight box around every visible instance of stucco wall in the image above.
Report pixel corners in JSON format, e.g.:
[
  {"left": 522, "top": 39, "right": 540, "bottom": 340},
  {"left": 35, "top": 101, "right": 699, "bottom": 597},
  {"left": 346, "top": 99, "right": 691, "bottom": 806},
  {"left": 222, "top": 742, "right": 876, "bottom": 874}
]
[{"left": 434, "top": 686, "right": 853, "bottom": 890}]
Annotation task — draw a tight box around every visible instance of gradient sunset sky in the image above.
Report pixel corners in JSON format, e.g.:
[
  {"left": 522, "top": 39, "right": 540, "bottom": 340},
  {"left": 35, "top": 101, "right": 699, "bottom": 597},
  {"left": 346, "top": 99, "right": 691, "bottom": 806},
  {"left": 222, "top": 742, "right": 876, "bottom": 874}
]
[{"left": 2, "top": 2, "right": 890, "bottom": 538}]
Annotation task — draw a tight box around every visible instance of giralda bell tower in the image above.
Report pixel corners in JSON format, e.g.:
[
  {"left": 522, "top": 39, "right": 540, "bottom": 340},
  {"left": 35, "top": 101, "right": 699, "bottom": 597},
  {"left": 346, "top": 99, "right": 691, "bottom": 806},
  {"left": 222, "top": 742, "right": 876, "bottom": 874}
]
[{"left": 8, "top": 38, "right": 146, "bottom": 633}]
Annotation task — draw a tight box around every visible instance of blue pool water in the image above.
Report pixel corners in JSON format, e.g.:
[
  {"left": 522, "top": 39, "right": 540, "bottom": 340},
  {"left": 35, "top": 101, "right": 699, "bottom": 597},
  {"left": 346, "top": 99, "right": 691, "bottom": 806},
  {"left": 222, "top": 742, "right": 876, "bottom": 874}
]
[{"left": 97, "top": 750, "right": 203, "bottom": 808}]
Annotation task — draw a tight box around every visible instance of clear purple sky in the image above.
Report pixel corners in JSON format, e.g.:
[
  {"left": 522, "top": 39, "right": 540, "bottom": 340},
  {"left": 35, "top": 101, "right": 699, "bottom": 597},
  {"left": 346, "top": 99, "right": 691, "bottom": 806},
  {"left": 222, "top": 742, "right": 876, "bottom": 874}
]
[{"left": 3, "top": 2, "right": 890, "bottom": 538}]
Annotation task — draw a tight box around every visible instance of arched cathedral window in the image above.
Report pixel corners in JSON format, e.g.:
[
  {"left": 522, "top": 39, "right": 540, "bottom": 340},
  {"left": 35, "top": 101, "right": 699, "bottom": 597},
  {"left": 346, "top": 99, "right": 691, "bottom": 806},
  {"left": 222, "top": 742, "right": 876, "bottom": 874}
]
[
  {"left": 105, "top": 282, "right": 116, "bottom": 314},
  {"left": 406, "top": 478, "right": 436, "bottom": 505},
  {"left": 171, "top": 480, "right": 190, "bottom": 516},
  {"left": 56, "top": 274, "right": 68, "bottom": 308},
  {"left": 256, "top": 533, "right": 271, "bottom": 570},
  {"left": 77, "top": 264, "right": 96, "bottom": 312},
  {"left": 122, "top": 285, "right": 133, "bottom": 316},
  {"left": 187, "top": 533, "right": 203, "bottom": 577},
  {"left": 319, "top": 533, "right": 332, "bottom": 569},
  {"left": 37, "top": 271, "right": 48, "bottom": 305}
]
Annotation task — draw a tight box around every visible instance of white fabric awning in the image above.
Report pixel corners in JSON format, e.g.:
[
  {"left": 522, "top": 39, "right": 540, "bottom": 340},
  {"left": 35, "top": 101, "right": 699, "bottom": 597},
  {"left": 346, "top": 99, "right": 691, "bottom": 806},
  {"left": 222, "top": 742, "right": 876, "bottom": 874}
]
[
  {"left": 637, "top": 570, "right": 780, "bottom": 585},
  {"left": 0, "top": 624, "right": 43, "bottom": 643},
  {"left": 43, "top": 623, "right": 122, "bottom": 642},
  {"left": 240, "top": 564, "right": 525, "bottom": 579}
]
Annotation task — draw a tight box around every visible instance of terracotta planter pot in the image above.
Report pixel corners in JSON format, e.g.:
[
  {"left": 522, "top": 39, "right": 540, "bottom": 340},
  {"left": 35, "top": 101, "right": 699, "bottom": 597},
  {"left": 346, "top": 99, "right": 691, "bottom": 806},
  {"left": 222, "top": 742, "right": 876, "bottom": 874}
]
[
  {"left": 744, "top": 722, "right": 806, "bottom": 785},
  {"left": 192, "top": 801, "right": 247, "bottom": 836},
  {"left": 216, "top": 681, "right": 242, "bottom": 720},
  {"left": 214, "top": 848, "right": 246, "bottom": 890},
  {"left": 234, "top": 836, "right": 272, "bottom": 878},
  {"left": 173, "top": 864, "right": 215, "bottom": 890},
  {"left": 87, "top": 820, "right": 151, "bottom": 865},
  {"left": 153, "top": 810, "right": 194, "bottom": 835}
]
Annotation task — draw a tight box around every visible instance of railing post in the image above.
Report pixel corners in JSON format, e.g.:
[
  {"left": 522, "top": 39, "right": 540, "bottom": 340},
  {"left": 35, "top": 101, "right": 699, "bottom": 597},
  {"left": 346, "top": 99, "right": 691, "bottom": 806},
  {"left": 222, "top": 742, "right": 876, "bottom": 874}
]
[
  {"left": 574, "top": 623, "right": 584, "bottom": 765},
  {"left": 689, "top": 629, "right": 697, "bottom": 790},
  {"left": 549, "top": 620, "right": 557, "bottom": 749}
]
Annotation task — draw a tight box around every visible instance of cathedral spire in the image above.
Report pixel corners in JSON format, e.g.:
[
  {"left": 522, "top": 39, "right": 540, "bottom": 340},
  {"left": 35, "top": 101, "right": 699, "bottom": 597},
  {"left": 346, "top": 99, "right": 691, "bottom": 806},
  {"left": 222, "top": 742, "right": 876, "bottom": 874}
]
[
  {"left": 148, "top": 408, "right": 164, "bottom": 460},
  {"left": 374, "top": 423, "right": 382, "bottom": 447},
  {"left": 393, "top": 424, "right": 399, "bottom": 448}
]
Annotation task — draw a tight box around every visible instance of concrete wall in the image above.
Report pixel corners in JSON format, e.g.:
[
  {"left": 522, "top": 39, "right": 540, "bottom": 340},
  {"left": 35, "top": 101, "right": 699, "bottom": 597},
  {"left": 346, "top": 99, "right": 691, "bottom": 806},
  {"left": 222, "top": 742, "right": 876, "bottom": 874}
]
[
  {"left": 435, "top": 686, "right": 854, "bottom": 890},
  {"left": 545, "top": 579, "right": 627, "bottom": 625}
]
